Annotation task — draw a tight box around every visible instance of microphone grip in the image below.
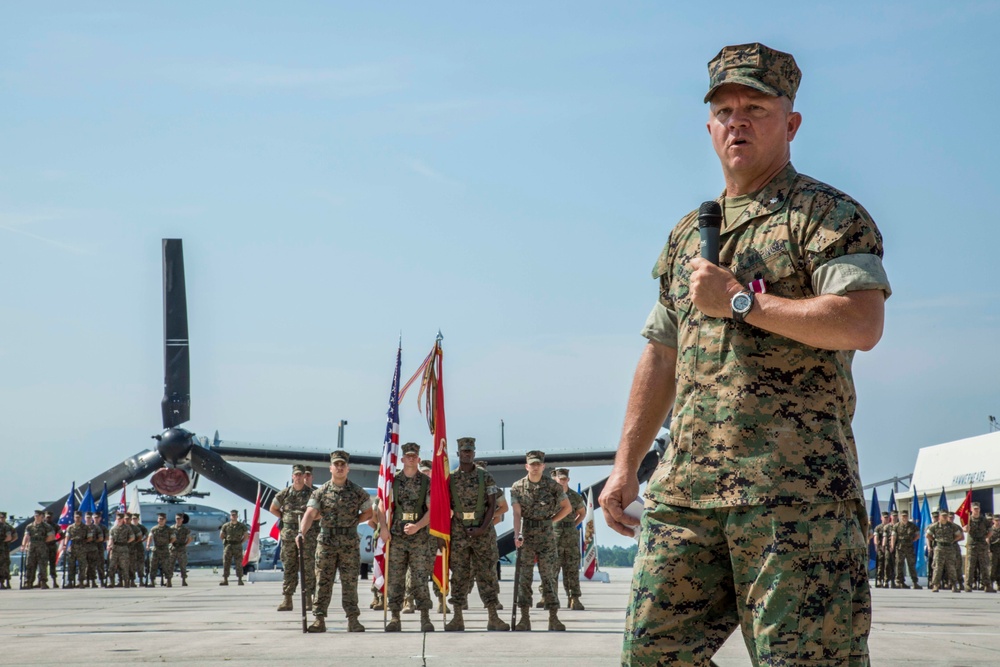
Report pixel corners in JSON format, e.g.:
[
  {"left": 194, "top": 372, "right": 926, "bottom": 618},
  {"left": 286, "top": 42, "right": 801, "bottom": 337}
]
[
  {"left": 700, "top": 228, "right": 719, "bottom": 265},
  {"left": 698, "top": 201, "right": 722, "bottom": 266}
]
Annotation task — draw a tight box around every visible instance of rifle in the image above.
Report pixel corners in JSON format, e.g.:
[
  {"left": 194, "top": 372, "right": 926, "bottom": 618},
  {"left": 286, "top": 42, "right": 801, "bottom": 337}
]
[
  {"left": 19, "top": 548, "right": 24, "bottom": 589},
  {"left": 143, "top": 546, "right": 152, "bottom": 587},
  {"left": 298, "top": 540, "right": 308, "bottom": 633},
  {"left": 511, "top": 519, "right": 522, "bottom": 630}
]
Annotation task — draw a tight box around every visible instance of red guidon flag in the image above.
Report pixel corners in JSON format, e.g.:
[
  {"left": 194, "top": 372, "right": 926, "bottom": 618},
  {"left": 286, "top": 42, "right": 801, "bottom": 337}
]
[
  {"left": 243, "top": 482, "right": 262, "bottom": 568},
  {"left": 955, "top": 488, "right": 973, "bottom": 528},
  {"left": 418, "top": 333, "right": 451, "bottom": 598}
]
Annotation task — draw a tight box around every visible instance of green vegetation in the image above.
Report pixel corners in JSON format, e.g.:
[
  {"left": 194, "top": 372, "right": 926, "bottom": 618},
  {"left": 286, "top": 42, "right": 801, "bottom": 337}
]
[{"left": 597, "top": 544, "right": 638, "bottom": 567}]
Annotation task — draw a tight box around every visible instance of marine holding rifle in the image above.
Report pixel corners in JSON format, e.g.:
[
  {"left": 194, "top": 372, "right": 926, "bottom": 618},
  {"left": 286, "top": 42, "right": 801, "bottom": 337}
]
[{"left": 270, "top": 464, "right": 314, "bottom": 612}]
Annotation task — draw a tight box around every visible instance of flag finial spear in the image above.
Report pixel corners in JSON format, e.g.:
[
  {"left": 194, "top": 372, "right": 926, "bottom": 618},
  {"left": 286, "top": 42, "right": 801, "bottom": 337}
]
[{"left": 436, "top": 330, "right": 443, "bottom": 342}]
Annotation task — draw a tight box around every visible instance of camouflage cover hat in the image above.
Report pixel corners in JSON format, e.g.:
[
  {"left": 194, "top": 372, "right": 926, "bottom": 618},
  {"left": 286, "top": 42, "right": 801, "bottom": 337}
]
[
  {"left": 890, "top": 510, "right": 899, "bottom": 516},
  {"left": 34, "top": 509, "right": 44, "bottom": 516},
  {"left": 705, "top": 42, "right": 801, "bottom": 104},
  {"left": 303, "top": 465, "right": 313, "bottom": 473},
  {"left": 900, "top": 510, "right": 908, "bottom": 516},
  {"left": 880, "top": 511, "right": 889, "bottom": 516},
  {"left": 44, "top": 511, "right": 53, "bottom": 516},
  {"left": 555, "top": 468, "right": 570, "bottom": 478},
  {"left": 230, "top": 509, "right": 239, "bottom": 515},
  {"left": 401, "top": 442, "right": 421, "bottom": 456},
  {"left": 418, "top": 459, "right": 432, "bottom": 470},
  {"left": 292, "top": 464, "right": 307, "bottom": 474},
  {"left": 456, "top": 437, "right": 476, "bottom": 451},
  {"left": 526, "top": 450, "right": 545, "bottom": 464},
  {"left": 156, "top": 512, "right": 167, "bottom": 519},
  {"left": 330, "top": 449, "right": 350, "bottom": 463},
  {"left": 971, "top": 501, "right": 980, "bottom": 508},
  {"left": 931, "top": 510, "right": 939, "bottom": 516}
]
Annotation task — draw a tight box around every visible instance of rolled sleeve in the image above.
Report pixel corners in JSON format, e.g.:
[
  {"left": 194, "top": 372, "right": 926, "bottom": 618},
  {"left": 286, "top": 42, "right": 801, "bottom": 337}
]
[
  {"left": 812, "top": 254, "right": 892, "bottom": 299},
  {"left": 640, "top": 301, "right": 679, "bottom": 348}
]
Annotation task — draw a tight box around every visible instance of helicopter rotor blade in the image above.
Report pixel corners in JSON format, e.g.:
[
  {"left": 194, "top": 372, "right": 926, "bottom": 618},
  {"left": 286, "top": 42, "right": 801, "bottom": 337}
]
[{"left": 162, "top": 238, "right": 190, "bottom": 429}]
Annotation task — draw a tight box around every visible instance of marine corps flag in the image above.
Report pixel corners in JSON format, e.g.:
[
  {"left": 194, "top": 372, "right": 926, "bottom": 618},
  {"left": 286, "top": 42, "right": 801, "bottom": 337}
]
[
  {"left": 955, "top": 488, "right": 973, "bottom": 528},
  {"left": 418, "top": 333, "right": 451, "bottom": 598}
]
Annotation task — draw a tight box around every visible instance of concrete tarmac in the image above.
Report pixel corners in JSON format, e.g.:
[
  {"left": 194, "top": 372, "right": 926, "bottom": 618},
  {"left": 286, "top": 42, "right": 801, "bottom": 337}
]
[{"left": 2, "top": 569, "right": 999, "bottom": 666}]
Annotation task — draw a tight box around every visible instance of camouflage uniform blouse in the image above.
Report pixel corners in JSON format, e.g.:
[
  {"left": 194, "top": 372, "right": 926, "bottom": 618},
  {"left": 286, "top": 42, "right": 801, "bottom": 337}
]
[
  {"left": 274, "top": 485, "right": 312, "bottom": 540},
  {"left": 927, "top": 522, "right": 961, "bottom": 550},
  {"left": 555, "top": 488, "right": 585, "bottom": 533},
  {"left": 510, "top": 476, "right": 567, "bottom": 521},
  {"left": 449, "top": 467, "right": 497, "bottom": 528},
  {"left": 25, "top": 522, "right": 54, "bottom": 551},
  {"left": 307, "top": 480, "right": 371, "bottom": 543},
  {"left": 892, "top": 521, "right": 919, "bottom": 549},
  {"left": 220, "top": 522, "right": 248, "bottom": 545},
  {"left": 966, "top": 516, "right": 991, "bottom": 546},
  {"left": 643, "top": 163, "right": 891, "bottom": 508},
  {"left": 172, "top": 525, "right": 191, "bottom": 549},
  {"left": 109, "top": 524, "right": 132, "bottom": 549},
  {"left": 65, "top": 522, "right": 89, "bottom": 550},
  {"left": 391, "top": 472, "right": 429, "bottom": 536},
  {"left": 148, "top": 524, "right": 174, "bottom": 549}
]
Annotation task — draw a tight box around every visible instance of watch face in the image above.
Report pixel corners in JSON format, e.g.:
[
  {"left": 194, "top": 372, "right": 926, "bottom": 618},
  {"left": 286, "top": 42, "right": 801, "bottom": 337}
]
[{"left": 733, "top": 293, "right": 753, "bottom": 312}]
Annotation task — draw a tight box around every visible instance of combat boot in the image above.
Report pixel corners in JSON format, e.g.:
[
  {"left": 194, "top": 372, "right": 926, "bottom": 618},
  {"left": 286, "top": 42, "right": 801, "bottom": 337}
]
[
  {"left": 347, "top": 614, "right": 365, "bottom": 632},
  {"left": 912, "top": 583, "right": 922, "bottom": 590},
  {"left": 182, "top": 577, "right": 188, "bottom": 587},
  {"left": 897, "top": 582, "right": 910, "bottom": 589},
  {"left": 39, "top": 582, "right": 49, "bottom": 590},
  {"left": 965, "top": 585, "right": 973, "bottom": 592},
  {"left": 985, "top": 586, "right": 997, "bottom": 593},
  {"left": 237, "top": 578, "right": 244, "bottom": 586},
  {"left": 931, "top": 585, "right": 940, "bottom": 592},
  {"left": 369, "top": 594, "right": 382, "bottom": 610},
  {"left": 952, "top": 585, "right": 961, "bottom": 593},
  {"left": 306, "top": 616, "right": 327, "bottom": 633},
  {"left": 219, "top": 578, "right": 228, "bottom": 586},
  {"left": 444, "top": 608, "right": 465, "bottom": 632},
  {"left": 569, "top": 596, "right": 585, "bottom": 611},
  {"left": 535, "top": 600, "right": 545, "bottom": 608},
  {"left": 65, "top": 582, "right": 75, "bottom": 589},
  {"left": 486, "top": 604, "right": 510, "bottom": 631},
  {"left": 277, "top": 595, "right": 293, "bottom": 611},
  {"left": 24, "top": 582, "right": 34, "bottom": 589},
  {"left": 496, "top": 601, "right": 503, "bottom": 610},
  {"left": 420, "top": 609, "right": 435, "bottom": 632},
  {"left": 547, "top": 608, "right": 566, "bottom": 631},
  {"left": 402, "top": 597, "right": 415, "bottom": 614},
  {"left": 514, "top": 606, "right": 531, "bottom": 631},
  {"left": 52, "top": 580, "right": 59, "bottom": 589},
  {"left": 385, "top": 612, "right": 402, "bottom": 632},
  {"left": 166, "top": 580, "right": 172, "bottom": 588}
]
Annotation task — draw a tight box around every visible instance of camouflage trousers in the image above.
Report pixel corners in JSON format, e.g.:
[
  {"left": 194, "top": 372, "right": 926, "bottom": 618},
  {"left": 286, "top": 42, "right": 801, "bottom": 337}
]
[
  {"left": 931, "top": 545, "right": 958, "bottom": 588},
  {"left": 990, "top": 548, "right": 1000, "bottom": 588},
  {"left": 555, "top": 528, "right": 582, "bottom": 598},
  {"left": 895, "top": 543, "right": 918, "bottom": 585},
  {"left": 515, "top": 527, "right": 560, "bottom": 611},
  {"left": 47, "top": 544, "right": 58, "bottom": 581},
  {"left": 108, "top": 548, "right": 131, "bottom": 585},
  {"left": 171, "top": 547, "right": 188, "bottom": 579},
  {"left": 387, "top": 531, "right": 433, "bottom": 612},
  {"left": 314, "top": 535, "right": 360, "bottom": 618},
  {"left": 222, "top": 544, "right": 244, "bottom": 579},
  {"left": 26, "top": 547, "right": 49, "bottom": 585},
  {"left": 279, "top": 532, "right": 316, "bottom": 596},
  {"left": 450, "top": 525, "right": 501, "bottom": 608},
  {"left": 405, "top": 537, "right": 444, "bottom": 603},
  {"left": 624, "top": 499, "right": 871, "bottom": 667},
  {"left": 874, "top": 548, "right": 889, "bottom": 583},
  {"left": 131, "top": 545, "right": 146, "bottom": 582},
  {"left": 68, "top": 550, "right": 88, "bottom": 583},
  {"left": 90, "top": 544, "right": 106, "bottom": 583},
  {"left": 965, "top": 545, "right": 990, "bottom": 588},
  {"left": 150, "top": 547, "right": 173, "bottom": 581},
  {"left": 0, "top": 549, "right": 9, "bottom": 583}
]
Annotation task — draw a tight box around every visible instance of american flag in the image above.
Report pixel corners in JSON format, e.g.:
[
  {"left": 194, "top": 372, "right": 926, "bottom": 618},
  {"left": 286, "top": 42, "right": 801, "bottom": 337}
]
[
  {"left": 372, "top": 345, "right": 402, "bottom": 594},
  {"left": 117, "top": 482, "right": 128, "bottom": 516}
]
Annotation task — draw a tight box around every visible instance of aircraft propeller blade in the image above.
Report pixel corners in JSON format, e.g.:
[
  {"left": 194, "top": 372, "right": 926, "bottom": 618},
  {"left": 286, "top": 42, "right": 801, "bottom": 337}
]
[
  {"left": 162, "top": 238, "right": 190, "bottom": 429},
  {"left": 188, "top": 444, "right": 279, "bottom": 510}
]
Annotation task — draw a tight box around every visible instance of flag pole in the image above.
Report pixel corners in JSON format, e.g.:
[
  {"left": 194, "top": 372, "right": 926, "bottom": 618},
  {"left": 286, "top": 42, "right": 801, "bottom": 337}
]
[{"left": 382, "top": 537, "right": 389, "bottom": 629}]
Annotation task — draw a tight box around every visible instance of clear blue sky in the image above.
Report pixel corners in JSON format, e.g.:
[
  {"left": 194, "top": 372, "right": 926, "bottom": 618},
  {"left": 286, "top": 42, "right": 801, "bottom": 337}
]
[{"left": 3, "top": 3, "right": 998, "bottom": 548}]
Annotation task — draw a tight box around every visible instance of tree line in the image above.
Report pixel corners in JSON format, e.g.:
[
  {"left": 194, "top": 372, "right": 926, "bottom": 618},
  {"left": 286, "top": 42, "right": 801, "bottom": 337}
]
[{"left": 597, "top": 544, "right": 638, "bottom": 567}]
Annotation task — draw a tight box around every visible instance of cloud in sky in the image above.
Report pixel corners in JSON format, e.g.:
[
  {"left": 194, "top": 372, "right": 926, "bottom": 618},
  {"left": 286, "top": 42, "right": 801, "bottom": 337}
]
[
  {"left": 402, "top": 156, "right": 462, "bottom": 189},
  {"left": 0, "top": 211, "right": 93, "bottom": 254}
]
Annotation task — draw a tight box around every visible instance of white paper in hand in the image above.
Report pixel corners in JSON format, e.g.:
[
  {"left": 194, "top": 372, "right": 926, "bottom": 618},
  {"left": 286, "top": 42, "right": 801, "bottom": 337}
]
[{"left": 623, "top": 499, "right": 644, "bottom": 538}]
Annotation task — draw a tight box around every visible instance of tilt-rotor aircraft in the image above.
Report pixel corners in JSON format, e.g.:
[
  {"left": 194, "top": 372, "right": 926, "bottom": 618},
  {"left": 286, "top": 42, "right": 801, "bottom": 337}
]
[{"left": 10, "top": 239, "right": 664, "bottom": 562}]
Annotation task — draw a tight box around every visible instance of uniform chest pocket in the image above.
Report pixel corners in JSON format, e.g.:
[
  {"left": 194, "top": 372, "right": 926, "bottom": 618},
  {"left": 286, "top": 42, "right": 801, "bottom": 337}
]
[{"left": 736, "top": 244, "right": 804, "bottom": 299}]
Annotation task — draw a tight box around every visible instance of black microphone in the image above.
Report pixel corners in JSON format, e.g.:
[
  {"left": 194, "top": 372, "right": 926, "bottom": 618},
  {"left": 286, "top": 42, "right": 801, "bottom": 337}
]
[{"left": 698, "top": 201, "right": 722, "bottom": 265}]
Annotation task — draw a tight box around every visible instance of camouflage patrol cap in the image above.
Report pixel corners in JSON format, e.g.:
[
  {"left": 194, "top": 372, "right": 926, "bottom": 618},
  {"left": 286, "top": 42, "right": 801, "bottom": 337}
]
[
  {"left": 74, "top": 510, "right": 83, "bottom": 517},
  {"left": 705, "top": 42, "right": 801, "bottom": 104},
  {"left": 44, "top": 511, "right": 53, "bottom": 517},
  {"left": 526, "top": 450, "right": 545, "bottom": 464},
  {"left": 303, "top": 466, "right": 313, "bottom": 474},
  {"left": 931, "top": 510, "right": 940, "bottom": 516},
  {"left": 34, "top": 509, "right": 45, "bottom": 516},
  {"left": 230, "top": 509, "right": 239, "bottom": 515},
  {"left": 292, "top": 464, "right": 307, "bottom": 474},
  {"left": 418, "top": 459, "right": 432, "bottom": 471},
  {"left": 156, "top": 512, "right": 167, "bottom": 519},
  {"left": 900, "top": 510, "right": 908, "bottom": 516},
  {"left": 401, "top": 442, "right": 420, "bottom": 456},
  {"left": 890, "top": 510, "right": 899, "bottom": 517},
  {"left": 457, "top": 437, "right": 476, "bottom": 451},
  {"left": 555, "top": 468, "right": 570, "bottom": 479},
  {"left": 972, "top": 502, "right": 981, "bottom": 509},
  {"left": 330, "top": 450, "right": 350, "bottom": 464},
  {"left": 0, "top": 511, "right": 5, "bottom": 517},
  {"left": 115, "top": 512, "right": 125, "bottom": 518},
  {"left": 880, "top": 511, "right": 889, "bottom": 517}
]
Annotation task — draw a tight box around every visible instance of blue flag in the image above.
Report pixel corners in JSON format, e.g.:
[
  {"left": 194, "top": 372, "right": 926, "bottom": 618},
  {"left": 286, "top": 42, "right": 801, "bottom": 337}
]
[
  {"left": 96, "top": 482, "right": 109, "bottom": 526},
  {"left": 938, "top": 487, "right": 948, "bottom": 512},
  {"left": 916, "top": 494, "right": 931, "bottom": 578},
  {"left": 868, "top": 487, "right": 881, "bottom": 571},
  {"left": 79, "top": 484, "right": 96, "bottom": 514},
  {"left": 887, "top": 488, "right": 896, "bottom": 514}
]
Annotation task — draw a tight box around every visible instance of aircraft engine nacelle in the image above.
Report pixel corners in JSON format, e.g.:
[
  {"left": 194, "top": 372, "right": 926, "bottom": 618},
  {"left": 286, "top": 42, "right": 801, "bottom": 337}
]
[{"left": 150, "top": 466, "right": 196, "bottom": 496}]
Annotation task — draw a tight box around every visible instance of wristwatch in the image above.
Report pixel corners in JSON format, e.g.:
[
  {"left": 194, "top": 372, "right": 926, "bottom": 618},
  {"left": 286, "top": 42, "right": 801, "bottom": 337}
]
[{"left": 730, "top": 290, "right": 755, "bottom": 323}]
